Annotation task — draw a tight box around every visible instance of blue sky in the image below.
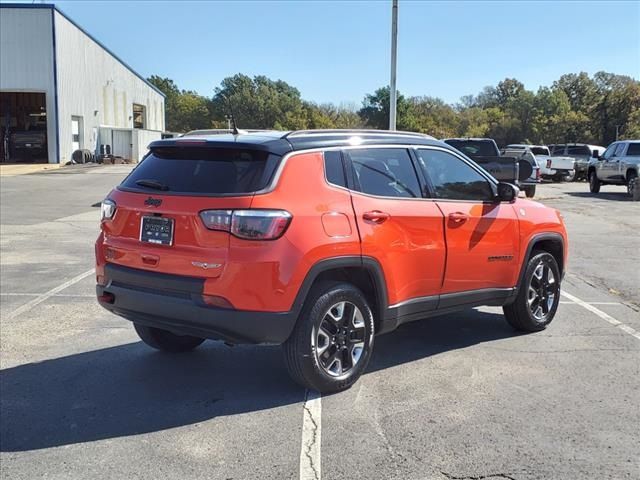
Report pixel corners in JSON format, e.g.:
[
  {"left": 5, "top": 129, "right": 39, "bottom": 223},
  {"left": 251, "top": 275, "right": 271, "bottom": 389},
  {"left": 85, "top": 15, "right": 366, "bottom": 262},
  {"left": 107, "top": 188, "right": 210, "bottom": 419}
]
[{"left": 28, "top": 1, "right": 640, "bottom": 104}]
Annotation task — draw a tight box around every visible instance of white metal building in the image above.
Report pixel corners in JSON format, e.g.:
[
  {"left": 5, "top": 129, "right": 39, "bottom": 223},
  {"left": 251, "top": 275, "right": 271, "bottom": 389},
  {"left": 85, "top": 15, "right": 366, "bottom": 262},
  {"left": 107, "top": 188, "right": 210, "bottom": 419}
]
[{"left": 0, "top": 3, "right": 165, "bottom": 164}]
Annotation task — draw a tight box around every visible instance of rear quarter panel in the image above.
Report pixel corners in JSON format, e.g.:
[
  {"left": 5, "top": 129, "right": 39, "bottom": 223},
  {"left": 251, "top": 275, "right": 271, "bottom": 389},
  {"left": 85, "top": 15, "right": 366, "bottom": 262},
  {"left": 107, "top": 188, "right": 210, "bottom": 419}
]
[{"left": 219, "top": 151, "right": 361, "bottom": 311}]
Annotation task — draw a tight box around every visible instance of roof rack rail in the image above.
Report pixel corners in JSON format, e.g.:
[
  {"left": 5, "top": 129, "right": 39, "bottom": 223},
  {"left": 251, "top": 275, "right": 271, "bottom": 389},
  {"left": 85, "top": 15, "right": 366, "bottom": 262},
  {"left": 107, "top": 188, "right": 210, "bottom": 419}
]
[{"left": 282, "top": 129, "right": 434, "bottom": 139}]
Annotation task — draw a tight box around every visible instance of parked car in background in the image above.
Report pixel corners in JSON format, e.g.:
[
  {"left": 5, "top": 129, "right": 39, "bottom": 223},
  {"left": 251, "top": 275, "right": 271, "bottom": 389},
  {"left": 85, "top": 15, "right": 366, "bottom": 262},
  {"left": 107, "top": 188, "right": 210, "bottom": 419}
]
[
  {"left": 504, "top": 144, "right": 575, "bottom": 182},
  {"left": 444, "top": 138, "right": 538, "bottom": 197},
  {"left": 588, "top": 140, "right": 640, "bottom": 201},
  {"left": 8, "top": 129, "right": 47, "bottom": 163},
  {"left": 550, "top": 143, "right": 605, "bottom": 181},
  {"left": 95, "top": 129, "right": 568, "bottom": 393}
]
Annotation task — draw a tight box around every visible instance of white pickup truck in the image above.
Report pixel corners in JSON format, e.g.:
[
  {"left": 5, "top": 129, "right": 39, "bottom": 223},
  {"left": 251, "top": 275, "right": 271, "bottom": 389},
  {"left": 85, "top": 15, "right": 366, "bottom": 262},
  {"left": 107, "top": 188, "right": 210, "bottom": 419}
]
[{"left": 503, "top": 144, "right": 575, "bottom": 181}]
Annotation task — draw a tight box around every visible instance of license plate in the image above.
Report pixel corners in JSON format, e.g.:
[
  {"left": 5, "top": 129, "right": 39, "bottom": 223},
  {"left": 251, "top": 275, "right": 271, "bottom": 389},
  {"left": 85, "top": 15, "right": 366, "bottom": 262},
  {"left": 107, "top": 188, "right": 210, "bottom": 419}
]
[
  {"left": 140, "top": 216, "right": 174, "bottom": 245},
  {"left": 25, "top": 143, "right": 32, "bottom": 147}
]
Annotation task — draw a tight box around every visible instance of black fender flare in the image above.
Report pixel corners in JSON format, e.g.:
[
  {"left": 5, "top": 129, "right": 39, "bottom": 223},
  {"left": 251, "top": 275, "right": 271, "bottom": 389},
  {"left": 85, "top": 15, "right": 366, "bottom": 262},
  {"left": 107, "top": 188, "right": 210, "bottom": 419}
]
[
  {"left": 290, "top": 255, "right": 388, "bottom": 319},
  {"left": 514, "top": 232, "right": 565, "bottom": 298}
]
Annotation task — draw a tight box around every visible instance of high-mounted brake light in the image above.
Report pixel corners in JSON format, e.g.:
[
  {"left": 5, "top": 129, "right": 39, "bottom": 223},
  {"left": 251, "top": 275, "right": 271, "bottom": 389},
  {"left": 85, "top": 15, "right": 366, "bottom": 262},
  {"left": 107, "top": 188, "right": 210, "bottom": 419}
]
[{"left": 199, "top": 209, "right": 292, "bottom": 240}]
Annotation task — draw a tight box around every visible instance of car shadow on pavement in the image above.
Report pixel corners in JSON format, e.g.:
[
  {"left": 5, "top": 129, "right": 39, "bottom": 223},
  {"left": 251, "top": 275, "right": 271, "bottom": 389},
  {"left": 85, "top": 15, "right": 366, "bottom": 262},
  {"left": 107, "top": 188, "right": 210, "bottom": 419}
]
[
  {"left": 567, "top": 191, "right": 631, "bottom": 202},
  {"left": 0, "top": 310, "right": 517, "bottom": 452}
]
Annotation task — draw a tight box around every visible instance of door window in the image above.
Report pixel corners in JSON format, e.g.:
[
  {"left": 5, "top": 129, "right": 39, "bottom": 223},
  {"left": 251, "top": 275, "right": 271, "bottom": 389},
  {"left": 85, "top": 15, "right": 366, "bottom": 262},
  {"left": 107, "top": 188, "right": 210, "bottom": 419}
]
[
  {"left": 627, "top": 143, "right": 640, "bottom": 156},
  {"left": 613, "top": 143, "right": 626, "bottom": 157},
  {"left": 417, "top": 149, "right": 494, "bottom": 201},
  {"left": 346, "top": 148, "right": 421, "bottom": 198}
]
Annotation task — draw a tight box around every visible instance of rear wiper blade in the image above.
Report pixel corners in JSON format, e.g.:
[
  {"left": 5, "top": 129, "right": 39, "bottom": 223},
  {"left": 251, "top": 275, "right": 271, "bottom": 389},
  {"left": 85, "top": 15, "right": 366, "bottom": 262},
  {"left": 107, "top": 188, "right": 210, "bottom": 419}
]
[{"left": 135, "top": 179, "right": 169, "bottom": 191}]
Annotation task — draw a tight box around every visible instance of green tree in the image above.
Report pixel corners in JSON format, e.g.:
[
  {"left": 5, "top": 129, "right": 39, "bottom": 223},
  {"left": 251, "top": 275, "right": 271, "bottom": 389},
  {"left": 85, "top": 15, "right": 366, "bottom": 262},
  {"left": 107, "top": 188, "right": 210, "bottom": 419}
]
[
  {"left": 211, "top": 74, "right": 309, "bottom": 130},
  {"left": 147, "top": 75, "right": 211, "bottom": 132},
  {"left": 358, "top": 86, "right": 418, "bottom": 131}
]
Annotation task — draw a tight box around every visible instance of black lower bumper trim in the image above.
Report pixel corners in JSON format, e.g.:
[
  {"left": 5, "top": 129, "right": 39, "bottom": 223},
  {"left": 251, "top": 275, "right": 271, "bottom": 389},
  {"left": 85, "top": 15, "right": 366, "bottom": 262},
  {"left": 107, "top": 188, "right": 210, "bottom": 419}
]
[{"left": 97, "top": 283, "right": 296, "bottom": 345}]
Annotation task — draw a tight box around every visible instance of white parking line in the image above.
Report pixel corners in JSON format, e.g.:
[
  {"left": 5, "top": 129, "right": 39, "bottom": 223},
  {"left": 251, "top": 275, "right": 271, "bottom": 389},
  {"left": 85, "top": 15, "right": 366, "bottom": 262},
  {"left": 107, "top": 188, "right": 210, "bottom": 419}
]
[
  {"left": 4, "top": 269, "right": 94, "bottom": 320},
  {"left": 1, "top": 293, "right": 94, "bottom": 298},
  {"left": 561, "top": 291, "right": 640, "bottom": 340},
  {"left": 300, "top": 390, "right": 321, "bottom": 480},
  {"left": 559, "top": 301, "right": 621, "bottom": 305}
]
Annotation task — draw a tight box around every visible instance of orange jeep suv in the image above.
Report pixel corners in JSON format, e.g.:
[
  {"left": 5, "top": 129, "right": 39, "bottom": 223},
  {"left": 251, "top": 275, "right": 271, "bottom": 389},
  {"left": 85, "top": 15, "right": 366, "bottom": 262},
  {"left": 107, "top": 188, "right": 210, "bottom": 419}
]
[{"left": 96, "top": 130, "right": 568, "bottom": 393}]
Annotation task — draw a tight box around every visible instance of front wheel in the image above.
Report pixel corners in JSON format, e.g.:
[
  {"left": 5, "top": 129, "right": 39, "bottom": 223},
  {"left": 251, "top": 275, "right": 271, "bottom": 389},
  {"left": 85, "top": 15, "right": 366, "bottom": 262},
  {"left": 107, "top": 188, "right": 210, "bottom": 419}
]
[
  {"left": 283, "top": 282, "right": 375, "bottom": 393},
  {"left": 589, "top": 171, "right": 601, "bottom": 193},
  {"left": 628, "top": 175, "right": 640, "bottom": 201},
  {"left": 134, "top": 324, "right": 205, "bottom": 352},
  {"left": 503, "top": 251, "right": 561, "bottom": 332}
]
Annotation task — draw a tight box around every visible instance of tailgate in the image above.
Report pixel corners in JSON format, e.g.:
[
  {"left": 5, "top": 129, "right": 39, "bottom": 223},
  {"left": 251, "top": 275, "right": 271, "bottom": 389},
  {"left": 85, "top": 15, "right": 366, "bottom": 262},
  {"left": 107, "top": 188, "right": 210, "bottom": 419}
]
[{"left": 102, "top": 190, "right": 252, "bottom": 279}]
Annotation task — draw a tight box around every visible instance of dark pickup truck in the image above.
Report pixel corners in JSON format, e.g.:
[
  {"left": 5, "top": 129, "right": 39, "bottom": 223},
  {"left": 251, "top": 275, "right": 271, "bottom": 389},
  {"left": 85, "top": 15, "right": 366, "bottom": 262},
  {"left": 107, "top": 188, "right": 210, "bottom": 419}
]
[
  {"left": 9, "top": 130, "right": 47, "bottom": 162},
  {"left": 443, "top": 138, "right": 538, "bottom": 197}
]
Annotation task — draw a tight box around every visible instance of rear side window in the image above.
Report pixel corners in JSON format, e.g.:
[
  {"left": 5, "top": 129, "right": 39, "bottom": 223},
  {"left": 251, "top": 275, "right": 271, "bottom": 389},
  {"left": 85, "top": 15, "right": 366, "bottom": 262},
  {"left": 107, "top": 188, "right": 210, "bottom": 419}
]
[
  {"left": 627, "top": 143, "right": 640, "bottom": 156},
  {"left": 324, "top": 151, "right": 347, "bottom": 187},
  {"left": 531, "top": 147, "right": 549, "bottom": 155},
  {"left": 120, "top": 147, "right": 280, "bottom": 195},
  {"left": 347, "top": 148, "right": 421, "bottom": 198}
]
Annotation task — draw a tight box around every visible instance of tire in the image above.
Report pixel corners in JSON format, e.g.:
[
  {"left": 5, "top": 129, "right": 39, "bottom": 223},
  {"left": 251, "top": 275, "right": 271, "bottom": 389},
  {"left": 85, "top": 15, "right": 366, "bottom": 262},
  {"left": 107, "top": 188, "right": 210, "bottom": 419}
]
[
  {"left": 589, "top": 171, "right": 601, "bottom": 193},
  {"left": 627, "top": 174, "right": 640, "bottom": 201},
  {"left": 563, "top": 170, "right": 577, "bottom": 182},
  {"left": 71, "top": 149, "right": 84, "bottom": 164},
  {"left": 282, "top": 282, "right": 375, "bottom": 393},
  {"left": 503, "top": 251, "right": 561, "bottom": 332},
  {"left": 134, "top": 324, "right": 205, "bottom": 352},
  {"left": 523, "top": 185, "right": 536, "bottom": 198}
]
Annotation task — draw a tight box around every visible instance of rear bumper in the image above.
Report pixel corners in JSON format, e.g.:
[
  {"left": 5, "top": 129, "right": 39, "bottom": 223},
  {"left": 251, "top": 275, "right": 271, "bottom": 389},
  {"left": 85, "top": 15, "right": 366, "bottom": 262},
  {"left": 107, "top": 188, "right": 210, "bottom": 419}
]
[{"left": 97, "top": 264, "right": 297, "bottom": 344}]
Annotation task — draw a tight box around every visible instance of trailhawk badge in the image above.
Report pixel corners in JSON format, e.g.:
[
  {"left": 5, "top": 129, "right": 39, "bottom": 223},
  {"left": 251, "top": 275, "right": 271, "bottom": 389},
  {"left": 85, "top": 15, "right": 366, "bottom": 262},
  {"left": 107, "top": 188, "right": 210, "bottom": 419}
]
[{"left": 191, "top": 261, "right": 221, "bottom": 270}]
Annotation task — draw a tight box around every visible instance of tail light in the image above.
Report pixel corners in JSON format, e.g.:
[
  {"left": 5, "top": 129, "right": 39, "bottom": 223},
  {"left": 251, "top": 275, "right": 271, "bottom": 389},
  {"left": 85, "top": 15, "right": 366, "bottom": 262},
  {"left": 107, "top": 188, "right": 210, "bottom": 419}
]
[
  {"left": 100, "top": 199, "right": 116, "bottom": 221},
  {"left": 200, "top": 209, "right": 292, "bottom": 240}
]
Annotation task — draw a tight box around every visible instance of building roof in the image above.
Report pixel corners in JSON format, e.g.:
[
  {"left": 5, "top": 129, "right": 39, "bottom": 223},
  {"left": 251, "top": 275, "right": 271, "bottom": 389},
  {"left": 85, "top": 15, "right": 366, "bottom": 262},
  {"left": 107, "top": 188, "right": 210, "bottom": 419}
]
[
  {"left": 149, "top": 129, "right": 448, "bottom": 156},
  {"left": 0, "top": 3, "right": 165, "bottom": 98}
]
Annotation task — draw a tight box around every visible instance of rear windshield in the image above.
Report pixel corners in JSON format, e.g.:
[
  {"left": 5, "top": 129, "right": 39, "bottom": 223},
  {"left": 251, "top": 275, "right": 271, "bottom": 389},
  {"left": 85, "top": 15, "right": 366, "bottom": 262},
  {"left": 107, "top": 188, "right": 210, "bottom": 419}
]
[
  {"left": 567, "top": 145, "right": 591, "bottom": 156},
  {"left": 120, "top": 147, "right": 281, "bottom": 195},
  {"left": 530, "top": 147, "right": 549, "bottom": 155},
  {"left": 626, "top": 143, "right": 640, "bottom": 156},
  {"left": 444, "top": 140, "right": 497, "bottom": 157}
]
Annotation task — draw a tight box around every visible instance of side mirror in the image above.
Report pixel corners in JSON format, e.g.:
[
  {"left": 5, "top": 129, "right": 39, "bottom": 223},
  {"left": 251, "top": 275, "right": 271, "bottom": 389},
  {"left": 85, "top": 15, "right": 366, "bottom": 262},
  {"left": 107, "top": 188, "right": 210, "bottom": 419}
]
[
  {"left": 592, "top": 150, "right": 600, "bottom": 159},
  {"left": 496, "top": 182, "right": 519, "bottom": 203}
]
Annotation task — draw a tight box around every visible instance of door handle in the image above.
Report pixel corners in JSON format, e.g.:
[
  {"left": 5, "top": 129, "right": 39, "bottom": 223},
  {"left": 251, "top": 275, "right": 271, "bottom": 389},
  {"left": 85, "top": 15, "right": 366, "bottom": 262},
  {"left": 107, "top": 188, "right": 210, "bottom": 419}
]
[
  {"left": 448, "top": 212, "right": 468, "bottom": 224},
  {"left": 363, "top": 210, "right": 390, "bottom": 224}
]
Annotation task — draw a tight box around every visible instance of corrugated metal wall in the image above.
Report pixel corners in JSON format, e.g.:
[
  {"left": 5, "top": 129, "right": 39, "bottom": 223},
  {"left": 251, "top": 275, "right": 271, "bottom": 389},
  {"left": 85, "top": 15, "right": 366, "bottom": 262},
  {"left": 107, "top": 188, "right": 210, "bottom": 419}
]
[
  {"left": 54, "top": 10, "right": 164, "bottom": 164},
  {"left": 0, "top": 8, "right": 58, "bottom": 163}
]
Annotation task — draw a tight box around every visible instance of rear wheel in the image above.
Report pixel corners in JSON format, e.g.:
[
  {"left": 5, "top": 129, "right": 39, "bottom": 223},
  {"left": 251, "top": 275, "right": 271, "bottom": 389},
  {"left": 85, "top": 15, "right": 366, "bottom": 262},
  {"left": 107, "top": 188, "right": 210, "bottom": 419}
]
[
  {"left": 523, "top": 185, "right": 536, "bottom": 198},
  {"left": 134, "top": 324, "right": 205, "bottom": 352},
  {"left": 283, "top": 282, "right": 375, "bottom": 393},
  {"left": 563, "top": 169, "right": 577, "bottom": 182},
  {"left": 504, "top": 251, "right": 561, "bottom": 332},
  {"left": 589, "top": 171, "right": 601, "bottom": 193}
]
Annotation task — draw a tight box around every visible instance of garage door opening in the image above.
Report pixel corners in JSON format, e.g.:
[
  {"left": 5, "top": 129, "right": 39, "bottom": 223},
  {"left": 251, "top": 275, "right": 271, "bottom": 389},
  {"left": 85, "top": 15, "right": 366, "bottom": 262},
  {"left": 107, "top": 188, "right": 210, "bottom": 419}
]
[{"left": 0, "top": 92, "right": 48, "bottom": 163}]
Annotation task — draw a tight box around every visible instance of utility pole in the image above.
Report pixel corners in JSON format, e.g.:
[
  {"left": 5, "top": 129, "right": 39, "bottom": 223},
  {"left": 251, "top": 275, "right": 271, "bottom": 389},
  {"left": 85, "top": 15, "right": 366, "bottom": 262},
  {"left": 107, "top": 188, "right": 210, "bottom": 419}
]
[
  {"left": 389, "top": 0, "right": 398, "bottom": 131},
  {"left": 616, "top": 124, "right": 622, "bottom": 141}
]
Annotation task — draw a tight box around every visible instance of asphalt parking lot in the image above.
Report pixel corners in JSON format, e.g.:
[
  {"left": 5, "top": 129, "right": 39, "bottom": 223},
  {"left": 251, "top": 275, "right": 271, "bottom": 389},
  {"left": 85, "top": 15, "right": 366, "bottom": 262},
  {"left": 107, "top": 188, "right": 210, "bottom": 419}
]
[{"left": 1, "top": 166, "right": 638, "bottom": 480}]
